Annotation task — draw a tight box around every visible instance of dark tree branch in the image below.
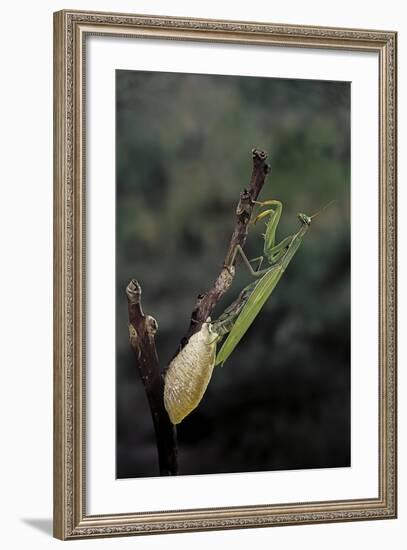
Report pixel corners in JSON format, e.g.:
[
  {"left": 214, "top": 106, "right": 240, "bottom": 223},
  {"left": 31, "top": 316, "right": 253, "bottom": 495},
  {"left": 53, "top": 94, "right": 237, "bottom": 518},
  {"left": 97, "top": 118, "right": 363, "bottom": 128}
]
[
  {"left": 179, "top": 148, "right": 271, "bottom": 348},
  {"left": 126, "top": 279, "right": 178, "bottom": 475}
]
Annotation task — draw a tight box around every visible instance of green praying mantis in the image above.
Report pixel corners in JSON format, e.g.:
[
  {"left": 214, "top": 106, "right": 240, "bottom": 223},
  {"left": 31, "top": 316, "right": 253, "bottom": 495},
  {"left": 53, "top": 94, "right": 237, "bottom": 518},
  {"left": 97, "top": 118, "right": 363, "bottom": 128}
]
[
  {"left": 213, "top": 198, "right": 328, "bottom": 366},
  {"left": 163, "top": 197, "right": 331, "bottom": 423}
]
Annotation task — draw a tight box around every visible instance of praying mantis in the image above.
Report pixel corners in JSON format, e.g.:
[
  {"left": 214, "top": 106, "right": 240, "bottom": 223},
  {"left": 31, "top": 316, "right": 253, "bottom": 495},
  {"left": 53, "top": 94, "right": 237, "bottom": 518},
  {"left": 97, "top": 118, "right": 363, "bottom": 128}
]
[
  {"left": 164, "top": 197, "right": 328, "bottom": 423},
  {"left": 214, "top": 199, "right": 321, "bottom": 366}
]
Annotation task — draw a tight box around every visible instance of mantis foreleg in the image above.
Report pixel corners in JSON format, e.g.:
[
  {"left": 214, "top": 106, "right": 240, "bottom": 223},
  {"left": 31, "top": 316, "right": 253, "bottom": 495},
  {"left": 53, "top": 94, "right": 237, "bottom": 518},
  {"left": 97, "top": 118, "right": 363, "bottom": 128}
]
[{"left": 253, "top": 199, "right": 283, "bottom": 254}]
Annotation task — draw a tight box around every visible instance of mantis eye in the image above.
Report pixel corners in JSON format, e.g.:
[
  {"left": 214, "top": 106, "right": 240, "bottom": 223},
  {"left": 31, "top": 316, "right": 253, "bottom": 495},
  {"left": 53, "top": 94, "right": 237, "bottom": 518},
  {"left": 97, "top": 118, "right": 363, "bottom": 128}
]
[{"left": 298, "top": 213, "right": 311, "bottom": 226}]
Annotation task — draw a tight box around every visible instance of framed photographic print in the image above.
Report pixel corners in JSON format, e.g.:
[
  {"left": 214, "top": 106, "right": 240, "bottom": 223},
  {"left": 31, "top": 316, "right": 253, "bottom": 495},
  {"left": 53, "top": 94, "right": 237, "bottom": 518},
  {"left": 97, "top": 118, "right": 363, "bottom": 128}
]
[{"left": 53, "top": 9, "right": 397, "bottom": 540}]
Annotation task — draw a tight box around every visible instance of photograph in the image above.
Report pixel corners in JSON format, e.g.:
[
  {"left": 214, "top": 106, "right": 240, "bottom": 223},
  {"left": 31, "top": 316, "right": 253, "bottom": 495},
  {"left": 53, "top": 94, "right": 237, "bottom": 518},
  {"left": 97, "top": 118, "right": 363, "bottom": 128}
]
[
  {"left": 52, "top": 9, "right": 396, "bottom": 539},
  {"left": 0, "top": 0, "right": 402, "bottom": 545},
  {"left": 115, "top": 69, "right": 351, "bottom": 479}
]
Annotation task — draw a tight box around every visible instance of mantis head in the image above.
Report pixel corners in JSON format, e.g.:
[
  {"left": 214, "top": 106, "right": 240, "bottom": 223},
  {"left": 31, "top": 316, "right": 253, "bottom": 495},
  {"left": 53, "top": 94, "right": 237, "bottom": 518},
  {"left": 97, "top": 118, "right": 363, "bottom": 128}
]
[
  {"left": 298, "top": 213, "right": 312, "bottom": 226},
  {"left": 298, "top": 200, "right": 336, "bottom": 227}
]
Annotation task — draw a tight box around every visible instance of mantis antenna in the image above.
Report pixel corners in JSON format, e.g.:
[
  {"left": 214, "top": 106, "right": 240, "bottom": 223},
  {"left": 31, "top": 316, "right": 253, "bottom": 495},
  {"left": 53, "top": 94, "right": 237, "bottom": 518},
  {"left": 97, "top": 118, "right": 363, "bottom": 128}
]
[{"left": 310, "top": 199, "right": 336, "bottom": 220}]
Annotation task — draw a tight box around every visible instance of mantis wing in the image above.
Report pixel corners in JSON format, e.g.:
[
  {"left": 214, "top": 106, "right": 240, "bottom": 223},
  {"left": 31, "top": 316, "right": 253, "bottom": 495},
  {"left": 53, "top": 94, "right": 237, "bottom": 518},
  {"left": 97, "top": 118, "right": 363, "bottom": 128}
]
[{"left": 215, "top": 265, "right": 284, "bottom": 366}]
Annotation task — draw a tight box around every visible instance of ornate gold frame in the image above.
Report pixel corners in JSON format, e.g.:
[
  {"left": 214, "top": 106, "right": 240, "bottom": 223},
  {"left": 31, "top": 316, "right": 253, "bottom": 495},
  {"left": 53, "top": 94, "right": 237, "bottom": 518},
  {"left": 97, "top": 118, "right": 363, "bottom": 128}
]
[{"left": 53, "top": 9, "right": 397, "bottom": 540}]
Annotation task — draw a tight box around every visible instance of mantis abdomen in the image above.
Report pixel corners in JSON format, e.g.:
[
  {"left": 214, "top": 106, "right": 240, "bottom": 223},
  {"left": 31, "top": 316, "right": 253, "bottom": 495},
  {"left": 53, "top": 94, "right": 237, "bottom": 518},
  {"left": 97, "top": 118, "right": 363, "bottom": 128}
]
[
  {"left": 215, "top": 265, "right": 285, "bottom": 366},
  {"left": 212, "top": 280, "right": 257, "bottom": 337},
  {"left": 164, "top": 321, "right": 219, "bottom": 424}
]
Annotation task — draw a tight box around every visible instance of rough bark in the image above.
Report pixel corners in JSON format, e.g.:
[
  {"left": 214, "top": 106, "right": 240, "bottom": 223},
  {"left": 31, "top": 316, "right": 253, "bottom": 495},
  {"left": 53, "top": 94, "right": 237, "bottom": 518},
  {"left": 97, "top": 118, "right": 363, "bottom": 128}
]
[
  {"left": 126, "top": 279, "right": 178, "bottom": 475},
  {"left": 179, "top": 148, "right": 271, "bottom": 349}
]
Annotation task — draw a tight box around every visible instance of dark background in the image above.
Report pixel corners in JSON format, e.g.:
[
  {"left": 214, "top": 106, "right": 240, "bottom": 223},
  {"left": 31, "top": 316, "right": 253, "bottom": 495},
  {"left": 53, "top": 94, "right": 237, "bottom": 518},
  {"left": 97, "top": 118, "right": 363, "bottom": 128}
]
[{"left": 116, "top": 70, "right": 350, "bottom": 478}]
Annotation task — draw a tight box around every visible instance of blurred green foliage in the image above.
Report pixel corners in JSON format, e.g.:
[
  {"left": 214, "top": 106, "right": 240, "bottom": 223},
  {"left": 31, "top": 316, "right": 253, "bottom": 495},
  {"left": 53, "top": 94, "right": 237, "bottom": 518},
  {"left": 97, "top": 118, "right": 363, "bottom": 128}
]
[{"left": 116, "top": 70, "right": 350, "bottom": 478}]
